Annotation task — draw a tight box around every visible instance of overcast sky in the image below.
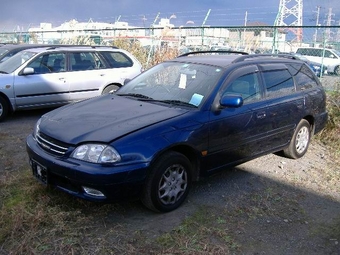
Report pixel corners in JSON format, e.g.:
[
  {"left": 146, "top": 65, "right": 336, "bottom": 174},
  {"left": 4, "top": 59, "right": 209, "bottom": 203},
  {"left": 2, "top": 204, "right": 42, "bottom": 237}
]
[{"left": 1, "top": 0, "right": 339, "bottom": 30}]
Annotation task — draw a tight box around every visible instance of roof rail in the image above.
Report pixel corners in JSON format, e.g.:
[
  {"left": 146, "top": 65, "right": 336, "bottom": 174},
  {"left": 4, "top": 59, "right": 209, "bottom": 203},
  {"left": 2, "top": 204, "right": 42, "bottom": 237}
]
[
  {"left": 231, "top": 53, "right": 300, "bottom": 63},
  {"left": 178, "top": 50, "right": 248, "bottom": 57},
  {"left": 44, "top": 45, "right": 118, "bottom": 50}
]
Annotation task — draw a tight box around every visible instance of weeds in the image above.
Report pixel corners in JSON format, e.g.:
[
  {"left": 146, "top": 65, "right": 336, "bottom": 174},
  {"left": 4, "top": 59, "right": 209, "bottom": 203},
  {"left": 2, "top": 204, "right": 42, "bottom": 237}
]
[{"left": 317, "top": 90, "right": 340, "bottom": 155}]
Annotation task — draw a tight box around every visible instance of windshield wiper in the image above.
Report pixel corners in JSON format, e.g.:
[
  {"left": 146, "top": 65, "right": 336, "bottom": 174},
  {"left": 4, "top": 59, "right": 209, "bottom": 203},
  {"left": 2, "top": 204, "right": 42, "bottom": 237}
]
[
  {"left": 117, "top": 93, "right": 154, "bottom": 100},
  {"left": 161, "top": 100, "right": 198, "bottom": 108},
  {"left": 0, "top": 71, "right": 8, "bottom": 74}
]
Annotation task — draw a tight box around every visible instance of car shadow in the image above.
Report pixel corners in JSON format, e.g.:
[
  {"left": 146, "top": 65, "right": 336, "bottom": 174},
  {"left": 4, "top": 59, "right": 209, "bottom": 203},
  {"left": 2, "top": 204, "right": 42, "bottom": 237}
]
[{"left": 71, "top": 153, "right": 340, "bottom": 254}]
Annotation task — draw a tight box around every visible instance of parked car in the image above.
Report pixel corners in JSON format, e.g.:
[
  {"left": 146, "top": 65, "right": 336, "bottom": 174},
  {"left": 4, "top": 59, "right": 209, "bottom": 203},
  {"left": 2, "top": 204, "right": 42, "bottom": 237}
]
[
  {"left": 0, "top": 46, "right": 142, "bottom": 121},
  {"left": 296, "top": 47, "right": 340, "bottom": 75},
  {"left": 26, "top": 51, "right": 328, "bottom": 212}
]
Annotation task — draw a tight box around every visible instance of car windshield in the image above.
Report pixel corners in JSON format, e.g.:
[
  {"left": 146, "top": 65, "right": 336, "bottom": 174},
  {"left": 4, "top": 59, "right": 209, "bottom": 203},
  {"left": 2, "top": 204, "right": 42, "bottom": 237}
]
[
  {"left": 0, "top": 50, "right": 36, "bottom": 73},
  {"left": 116, "top": 61, "right": 223, "bottom": 108},
  {"left": 333, "top": 49, "right": 340, "bottom": 57},
  {"left": 0, "top": 48, "right": 9, "bottom": 57}
]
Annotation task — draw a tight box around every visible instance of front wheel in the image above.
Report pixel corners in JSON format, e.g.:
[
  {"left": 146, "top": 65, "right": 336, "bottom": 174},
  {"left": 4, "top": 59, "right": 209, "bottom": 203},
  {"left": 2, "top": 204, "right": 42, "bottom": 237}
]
[
  {"left": 142, "top": 151, "right": 192, "bottom": 212},
  {"left": 283, "top": 119, "right": 311, "bottom": 159},
  {"left": 0, "top": 96, "right": 9, "bottom": 122}
]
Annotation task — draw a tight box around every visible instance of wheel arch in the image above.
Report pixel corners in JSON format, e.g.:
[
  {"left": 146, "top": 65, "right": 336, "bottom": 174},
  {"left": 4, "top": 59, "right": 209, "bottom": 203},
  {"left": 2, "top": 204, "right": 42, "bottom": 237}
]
[
  {"left": 303, "top": 115, "right": 315, "bottom": 135},
  {"left": 149, "top": 144, "right": 201, "bottom": 182},
  {"left": 0, "top": 92, "right": 13, "bottom": 113},
  {"left": 102, "top": 83, "right": 122, "bottom": 94}
]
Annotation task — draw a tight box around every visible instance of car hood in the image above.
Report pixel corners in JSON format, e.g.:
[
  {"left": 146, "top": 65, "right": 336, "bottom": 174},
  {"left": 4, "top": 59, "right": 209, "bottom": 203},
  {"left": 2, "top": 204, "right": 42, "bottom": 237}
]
[{"left": 40, "top": 95, "right": 189, "bottom": 144}]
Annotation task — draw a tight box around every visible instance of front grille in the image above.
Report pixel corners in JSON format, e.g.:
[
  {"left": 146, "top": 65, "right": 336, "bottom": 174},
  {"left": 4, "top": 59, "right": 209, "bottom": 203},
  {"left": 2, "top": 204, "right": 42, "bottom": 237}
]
[{"left": 36, "top": 131, "right": 70, "bottom": 156}]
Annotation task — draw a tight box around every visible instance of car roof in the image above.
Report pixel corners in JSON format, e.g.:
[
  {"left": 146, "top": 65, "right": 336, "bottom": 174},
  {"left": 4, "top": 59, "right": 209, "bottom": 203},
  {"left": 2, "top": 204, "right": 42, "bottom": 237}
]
[
  {"left": 0, "top": 44, "right": 59, "bottom": 51},
  {"left": 22, "top": 45, "right": 120, "bottom": 53},
  {"left": 171, "top": 51, "right": 304, "bottom": 68},
  {"left": 172, "top": 54, "right": 241, "bottom": 68}
]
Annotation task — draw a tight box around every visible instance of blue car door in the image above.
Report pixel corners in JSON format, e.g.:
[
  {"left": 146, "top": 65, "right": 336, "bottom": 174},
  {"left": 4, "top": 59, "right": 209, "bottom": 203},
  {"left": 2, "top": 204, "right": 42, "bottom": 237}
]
[
  {"left": 205, "top": 65, "right": 270, "bottom": 172},
  {"left": 259, "top": 63, "right": 305, "bottom": 150}
]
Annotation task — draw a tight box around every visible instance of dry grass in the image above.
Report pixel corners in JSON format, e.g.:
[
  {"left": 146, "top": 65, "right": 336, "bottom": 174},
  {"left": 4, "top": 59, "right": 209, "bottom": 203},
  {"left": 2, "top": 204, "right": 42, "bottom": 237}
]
[{"left": 317, "top": 90, "right": 340, "bottom": 156}]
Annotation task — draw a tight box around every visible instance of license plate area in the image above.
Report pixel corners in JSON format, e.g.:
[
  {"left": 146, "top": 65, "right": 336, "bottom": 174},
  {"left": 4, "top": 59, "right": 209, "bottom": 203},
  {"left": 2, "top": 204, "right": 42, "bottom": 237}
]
[{"left": 31, "top": 159, "right": 48, "bottom": 185}]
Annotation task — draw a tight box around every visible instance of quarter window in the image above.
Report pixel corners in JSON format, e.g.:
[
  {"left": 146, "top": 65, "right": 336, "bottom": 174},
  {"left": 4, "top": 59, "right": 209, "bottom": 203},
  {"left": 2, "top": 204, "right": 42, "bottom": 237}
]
[
  {"left": 288, "top": 64, "right": 319, "bottom": 91},
  {"left": 101, "top": 51, "right": 133, "bottom": 68}
]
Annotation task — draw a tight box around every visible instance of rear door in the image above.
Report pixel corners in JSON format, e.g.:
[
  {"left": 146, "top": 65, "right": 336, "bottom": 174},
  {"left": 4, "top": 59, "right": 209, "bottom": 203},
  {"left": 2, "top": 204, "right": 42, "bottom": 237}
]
[
  {"left": 258, "top": 63, "right": 305, "bottom": 150},
  {"left": 67, "top": 51, "right": 108, "bottom": 102}
]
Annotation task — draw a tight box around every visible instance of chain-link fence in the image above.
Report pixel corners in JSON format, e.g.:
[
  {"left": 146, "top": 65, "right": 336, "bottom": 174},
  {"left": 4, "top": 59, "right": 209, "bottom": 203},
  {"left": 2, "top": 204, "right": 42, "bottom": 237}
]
[{"left": 1, "top": 25, "right": 339, "bottom": 90}]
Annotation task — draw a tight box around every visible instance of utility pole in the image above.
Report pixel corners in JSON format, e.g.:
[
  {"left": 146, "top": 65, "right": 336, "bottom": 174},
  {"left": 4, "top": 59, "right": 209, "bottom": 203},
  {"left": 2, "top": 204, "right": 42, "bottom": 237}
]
[
  {"left": 277, "top": 0, "right": 303, "bottom": 43},
  {"left": 201, "top": 9, "right": 211, "bottom": 46},
  {"left": 313, "top": 6, "right": 321, "bottom": 45},
  {"left": 146, "top": 12, "right": 160, "bottom": 68},
  {"left": 325, "top": 8, "right": 334, "bottom": 42}
]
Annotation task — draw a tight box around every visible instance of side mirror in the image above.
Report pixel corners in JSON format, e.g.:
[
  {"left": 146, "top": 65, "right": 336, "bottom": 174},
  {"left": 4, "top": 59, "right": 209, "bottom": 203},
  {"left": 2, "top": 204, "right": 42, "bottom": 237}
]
[
  {"left": 219, "top": 94, "right": 243, "bottom": 108},
  {"left": 21, "top": 67, "right": 35, "bottom": 75}
]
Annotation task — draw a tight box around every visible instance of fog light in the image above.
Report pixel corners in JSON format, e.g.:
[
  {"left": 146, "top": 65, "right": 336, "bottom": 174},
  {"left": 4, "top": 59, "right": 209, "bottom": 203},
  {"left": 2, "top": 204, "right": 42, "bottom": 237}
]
[{"left": 82, "top": 186, "right": 105, "bottom": 197}]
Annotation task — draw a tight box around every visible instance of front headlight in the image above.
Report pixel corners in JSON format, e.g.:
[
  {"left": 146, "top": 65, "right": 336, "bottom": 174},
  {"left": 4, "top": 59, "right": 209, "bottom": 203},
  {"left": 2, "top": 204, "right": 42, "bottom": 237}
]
[{"left": 71, "top": 144, "right": 121, "bottom": 163}]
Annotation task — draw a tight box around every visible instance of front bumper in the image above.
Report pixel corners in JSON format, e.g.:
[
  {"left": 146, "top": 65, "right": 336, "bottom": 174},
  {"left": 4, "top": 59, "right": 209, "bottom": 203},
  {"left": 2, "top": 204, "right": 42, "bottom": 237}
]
[{"left": 26, "top": 134, "right": 148, "bottom": 202}]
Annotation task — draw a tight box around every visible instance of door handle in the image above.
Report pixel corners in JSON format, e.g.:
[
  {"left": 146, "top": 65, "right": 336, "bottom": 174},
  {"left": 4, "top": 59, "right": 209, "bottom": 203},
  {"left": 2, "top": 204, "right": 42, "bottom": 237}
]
[{"left": 256, "top": 112, "right": 266, "bottom": 119}]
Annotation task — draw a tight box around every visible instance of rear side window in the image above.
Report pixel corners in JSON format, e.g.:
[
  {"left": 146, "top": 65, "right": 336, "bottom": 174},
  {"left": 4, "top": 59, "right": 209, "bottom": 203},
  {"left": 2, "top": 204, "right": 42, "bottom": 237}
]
[
  {"left": 262, "top": 69, "right": 295, "bottom": 98},
  {"left": 70, "top": 52, "right": 104, "bottom": 71},
  {"left": 101, "top": 51, "right": 133, "bottom": 68}
]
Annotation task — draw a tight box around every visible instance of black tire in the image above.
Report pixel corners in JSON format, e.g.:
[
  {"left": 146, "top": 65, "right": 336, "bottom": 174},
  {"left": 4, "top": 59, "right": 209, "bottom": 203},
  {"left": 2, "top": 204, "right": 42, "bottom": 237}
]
[
  {"left": 142, "top": 151, "right": 192, "bottom": 213},
  {"left": 334, "top": 66, "right": 340, "bottom": 76},
  {"left": 0, "top": 96, "right": 9, "bottom": 122},
  {"left": 283, "top": 119, "right": 311, "bottom": 159},
  {"left": 102, "top": 85, "right": 120, "bottom": 94}
]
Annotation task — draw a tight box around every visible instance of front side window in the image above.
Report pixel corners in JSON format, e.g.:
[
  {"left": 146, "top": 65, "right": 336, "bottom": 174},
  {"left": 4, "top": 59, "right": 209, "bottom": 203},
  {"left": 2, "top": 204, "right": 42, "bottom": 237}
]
[
  {"left": 27, "top": 53, "right": 66, "bottom": 74},
  {"left": 223, "top": 72, "right": 261, "bottom": 103},
  {"left": 262, "top": 69, "right": 295, "bottom": 98}
]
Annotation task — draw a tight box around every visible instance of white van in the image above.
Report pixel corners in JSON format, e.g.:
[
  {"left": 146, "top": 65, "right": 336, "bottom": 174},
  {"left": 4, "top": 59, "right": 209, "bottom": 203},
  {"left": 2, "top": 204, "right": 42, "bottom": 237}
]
[{"left": 296, "top": 47, "right": 340, "bottom": 75}]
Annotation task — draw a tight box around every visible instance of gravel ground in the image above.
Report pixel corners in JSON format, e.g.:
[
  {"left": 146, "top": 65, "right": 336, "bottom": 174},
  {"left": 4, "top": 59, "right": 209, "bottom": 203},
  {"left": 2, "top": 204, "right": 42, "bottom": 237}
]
[{"left": 1, "top": 108, "right": 340, "bottom": 254}]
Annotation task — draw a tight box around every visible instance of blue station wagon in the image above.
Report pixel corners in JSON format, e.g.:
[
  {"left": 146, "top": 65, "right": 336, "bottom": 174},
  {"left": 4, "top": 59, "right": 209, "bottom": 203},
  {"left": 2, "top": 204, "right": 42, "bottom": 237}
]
[{"left": 26, "top": 52, "right": 328, "bottom": 212}]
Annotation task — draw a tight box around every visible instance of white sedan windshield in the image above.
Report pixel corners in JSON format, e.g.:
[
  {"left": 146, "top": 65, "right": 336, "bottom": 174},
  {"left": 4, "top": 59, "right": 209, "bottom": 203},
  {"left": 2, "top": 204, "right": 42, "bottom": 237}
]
[{"left": 0, "top": 51, "right": 36, "bottom": 74}]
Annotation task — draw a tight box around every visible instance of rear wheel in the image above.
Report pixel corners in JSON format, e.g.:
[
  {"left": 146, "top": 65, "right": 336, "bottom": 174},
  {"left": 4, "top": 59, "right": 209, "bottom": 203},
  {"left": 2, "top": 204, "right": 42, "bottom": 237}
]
[
  {"left": 0, "top": 96, "right": 9, "bottom": 122},
  {"left": 102, "top": 85, "right": 120, "bottom": 94},
  {"left": 142, "top": 151, "right": 192, "bottom": 212},
  {"left": 283, "top": 119, "right": 311, "bottom": 159}
]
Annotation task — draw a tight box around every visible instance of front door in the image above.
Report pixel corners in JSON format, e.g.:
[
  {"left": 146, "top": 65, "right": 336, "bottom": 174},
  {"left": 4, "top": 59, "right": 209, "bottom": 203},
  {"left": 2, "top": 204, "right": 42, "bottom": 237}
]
[
  {"left": 14, "top": 53, "right": 70, "bottom": 109},
  {"left": 205, "top": 65, "right": 269, "bottom": 172}
]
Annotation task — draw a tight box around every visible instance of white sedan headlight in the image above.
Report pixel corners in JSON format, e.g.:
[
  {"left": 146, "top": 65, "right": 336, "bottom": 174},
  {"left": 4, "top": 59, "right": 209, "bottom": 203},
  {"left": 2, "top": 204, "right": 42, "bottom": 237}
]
[{"left": 71, "top": 144, "right": 121, "bottom": 163}]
